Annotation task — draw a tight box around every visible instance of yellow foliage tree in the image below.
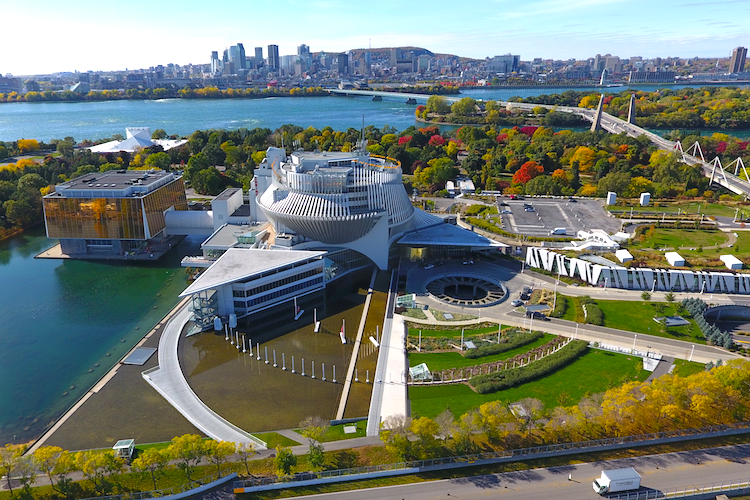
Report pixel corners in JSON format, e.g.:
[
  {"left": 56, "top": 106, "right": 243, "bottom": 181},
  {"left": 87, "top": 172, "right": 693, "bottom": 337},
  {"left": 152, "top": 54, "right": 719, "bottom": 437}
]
[{"left": 17, "top": 139, "right": 39, "bottom": 154}]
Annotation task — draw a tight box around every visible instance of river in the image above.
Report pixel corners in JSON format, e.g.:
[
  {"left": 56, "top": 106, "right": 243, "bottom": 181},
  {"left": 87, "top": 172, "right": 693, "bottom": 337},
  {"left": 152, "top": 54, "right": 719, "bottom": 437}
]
[{"left": 2, "top": 83, "right": 749, "bottom": 143}]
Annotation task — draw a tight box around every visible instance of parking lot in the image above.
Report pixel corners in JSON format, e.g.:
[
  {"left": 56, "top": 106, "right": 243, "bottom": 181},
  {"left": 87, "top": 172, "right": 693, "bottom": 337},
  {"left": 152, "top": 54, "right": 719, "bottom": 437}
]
[{"left": 497, "top": 198, "right": 621, "bottom": 238}]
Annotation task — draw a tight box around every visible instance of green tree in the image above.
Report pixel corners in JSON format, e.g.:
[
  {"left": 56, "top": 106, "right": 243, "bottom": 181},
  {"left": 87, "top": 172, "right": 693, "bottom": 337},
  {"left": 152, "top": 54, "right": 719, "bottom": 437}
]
[
  {"left": 151, "top": 129, "right": 168, "bottom": 140},
  {"left": 192, "top": 168, "right": 223, "bottom": 195},
  {"left": 665, "top": 291, "right": 675, "bottom": 303},
  {"left": 0, "top": 444, "right": 26, "bottom": 495},
  {"left": 641, "top": 291, "right": 651, "bottom": 302},
  {"left": 274, "top": 446, "right": 297, "bottom": 476},
  {"left": 451, "top": 97, "right": 477, "bottom": 116},
  {"left": 167, "top": 434, "right": 205, "bottom": 482},
  {"left": 33, "top": 446, "right": 74, "bottom": 491},
  {"left": 185, "top": 153, "right": 210, "bottom": 182},
  {"left": 426, "top": 95, "right": 451, "bottom": 114},
  {"left": 299, "top": 416, "right": 329, "bottom": 471},
  {"left": 75, "top": 451, "right": 123, "bottom": 495},
  {"left": 144, "top": 152, "right": 171, "bottom": 171},
  {"left": 131, "top": 448, "right": 171, "bottom": 490},
  {"left": 597, "top": 171, "right": 631, "bottom": 196}
]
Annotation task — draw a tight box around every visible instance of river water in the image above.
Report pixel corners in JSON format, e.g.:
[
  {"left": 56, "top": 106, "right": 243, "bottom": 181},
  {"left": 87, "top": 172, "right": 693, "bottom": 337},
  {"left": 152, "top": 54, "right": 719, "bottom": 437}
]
[
  {"left": 0, "top": 83, "right": 746, "bottom": 445},
  {"left": 2, "top": 83, "right": 747, "bottom": 143}
]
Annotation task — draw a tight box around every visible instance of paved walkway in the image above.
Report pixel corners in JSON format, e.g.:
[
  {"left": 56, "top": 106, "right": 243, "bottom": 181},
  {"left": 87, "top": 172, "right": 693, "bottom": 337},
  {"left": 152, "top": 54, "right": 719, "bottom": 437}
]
[{"left": 142, "top": 304, "right": 263, "bottom": 447}]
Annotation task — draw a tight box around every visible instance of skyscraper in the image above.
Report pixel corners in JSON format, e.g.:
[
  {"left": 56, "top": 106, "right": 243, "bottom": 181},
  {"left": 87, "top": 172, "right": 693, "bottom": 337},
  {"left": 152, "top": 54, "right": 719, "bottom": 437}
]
[
  {"left": 730, "top": 47, "right": 747, "bottom": 73},
  {"left": 267, "top": 44, "right": 280, "bottom": 71},
  {"left": 254, "top": 47, "right": 263, "bottom": 69},
  {"left": 229, "top": 43, "right": 246, "bottom": 70}
]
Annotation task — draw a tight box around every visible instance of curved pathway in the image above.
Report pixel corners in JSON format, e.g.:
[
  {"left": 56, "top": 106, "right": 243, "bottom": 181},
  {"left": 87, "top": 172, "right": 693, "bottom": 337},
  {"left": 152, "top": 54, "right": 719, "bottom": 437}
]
[{"left": 142, "top": 304, "right": 264, "bottom": 447}]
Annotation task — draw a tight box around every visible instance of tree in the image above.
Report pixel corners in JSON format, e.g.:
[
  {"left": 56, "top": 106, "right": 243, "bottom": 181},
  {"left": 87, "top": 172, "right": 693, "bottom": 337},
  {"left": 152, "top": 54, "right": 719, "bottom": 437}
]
[
  {"left": 512, "top": 161, "right": 544, "bottom": 185},
  {"left": 641, "top": 291, "right": 651, "bottom": 302},
  {"left": 192, "top": 168, "right": 223, "bottom": 195},
  {"left": 167, "top": 434, "right": 205, "bottom": 482},
  {"left": 151, "top": 129, "right": 168, "bottom": 140},
  {"left": 56, "top": 137, "right": 75, "bottom": 158},
  {"left": 131, "top": 447, "right": 171, "bottom": 490},
  {"left": 665, "top": 291, "right": 675, "bottom": 303},
  {"left": 380, "top": 415, "right": 413, "bottom": 460},
  {"left": 185, "top": 152, "right": 210, "bottom": 182},
  {"left": 597, "top": 171, "right": 631, "bottom": 196},
  {"left": 34, "top": 446, "right": 72, "bottom": 490},
  {"left": 434, "top": 409, "right": 456, "bottom": 442},
  {"left": 426, "top": 95, "right": 451, "bottom": 115},
  {"left": 204, "top": 440, "right": 236, "bottom": 476},
  {"left": 0, "top": 444, "right": 26, "bottom": 495},
  {"left": 570, "top": 146, "right": 597, "bottom": 171},
  {"left": 144, "top": 152, "right": 171, "bottom": 171},
  {"left": 235, "top": 442, "right": 257, "bottom": 475},
  {"left": 75, "top": 451, "right": 123, "bottom": 495},
  {"left": 451, "top": 97, "right": 477, "bottom": 117},
  {"left": 17, "top": 139, "right": 39, "bottom": 154},
  {"left": 274, "top": 446, "right": 297, "bottom": 476}
]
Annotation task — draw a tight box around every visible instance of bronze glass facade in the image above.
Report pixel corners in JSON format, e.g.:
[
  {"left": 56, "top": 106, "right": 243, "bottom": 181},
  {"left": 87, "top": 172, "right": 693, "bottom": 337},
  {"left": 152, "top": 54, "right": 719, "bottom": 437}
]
[{"left": 44, "top": 178, "right": 187, "bottom": 240}]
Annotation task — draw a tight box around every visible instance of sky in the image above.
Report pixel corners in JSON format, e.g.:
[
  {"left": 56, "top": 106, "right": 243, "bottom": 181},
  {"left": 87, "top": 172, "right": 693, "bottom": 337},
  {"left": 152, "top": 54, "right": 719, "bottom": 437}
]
[{"left": 2, "top": 0, "right": 750, "bottom": 76}]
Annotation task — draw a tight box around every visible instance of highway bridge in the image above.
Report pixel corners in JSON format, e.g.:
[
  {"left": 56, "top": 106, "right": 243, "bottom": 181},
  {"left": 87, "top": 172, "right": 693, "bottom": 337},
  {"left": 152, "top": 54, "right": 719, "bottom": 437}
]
[{"left": 328, "top": 88, "right": 750, "bottom": 198}]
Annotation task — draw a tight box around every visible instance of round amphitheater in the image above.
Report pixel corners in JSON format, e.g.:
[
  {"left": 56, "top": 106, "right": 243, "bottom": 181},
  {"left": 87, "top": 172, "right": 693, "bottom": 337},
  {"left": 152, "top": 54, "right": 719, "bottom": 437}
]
[{"left": 425, "top": 274, "right": 507, "bottom": 307}]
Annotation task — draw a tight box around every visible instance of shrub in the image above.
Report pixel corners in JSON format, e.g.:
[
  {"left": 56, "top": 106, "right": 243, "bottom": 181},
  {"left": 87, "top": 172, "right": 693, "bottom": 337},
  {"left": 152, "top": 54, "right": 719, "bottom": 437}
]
[
  {"left": 463, "top": 331, "right": 543, "bottom": 359},
  {"left": 471, "top": 340, "right": 588, "bottom": 394},
  {"left": 550, "top": 293, "right": 567, "bottom": 318}
]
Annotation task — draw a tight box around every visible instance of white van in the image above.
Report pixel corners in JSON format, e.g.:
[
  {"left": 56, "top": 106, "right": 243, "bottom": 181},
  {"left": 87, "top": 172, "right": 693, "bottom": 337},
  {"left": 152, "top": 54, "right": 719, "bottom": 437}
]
[{"left": 550, "top": 227, "right": 567, "bottom": 235}]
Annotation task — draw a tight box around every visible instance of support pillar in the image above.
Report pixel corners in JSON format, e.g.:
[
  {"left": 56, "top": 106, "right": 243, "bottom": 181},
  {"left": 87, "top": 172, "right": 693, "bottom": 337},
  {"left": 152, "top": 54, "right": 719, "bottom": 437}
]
[
  {"left": 590, "top": 94, "right": 605, "bottom": 132},
  {"left": 627, "top": 93, "right": 637, "bottom": 124}
]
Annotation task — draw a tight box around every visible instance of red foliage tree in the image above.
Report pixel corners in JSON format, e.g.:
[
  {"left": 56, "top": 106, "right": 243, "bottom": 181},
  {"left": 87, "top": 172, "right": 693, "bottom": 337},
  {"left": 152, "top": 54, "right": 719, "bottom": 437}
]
[
  {"left": 512, "top": 160, "right": 544, "bottom": 185},
  {"left": 519, "top": 126, "right": 538, "bottom": 137},
  {"left": 496, "top": 133, "right": 508, "bottom": 143},
  {"left": 398, "top": 136, "right": 412, "bottom": 146},
  {"left": 428, "top": 135, "right": 445, "bottom": 146}
]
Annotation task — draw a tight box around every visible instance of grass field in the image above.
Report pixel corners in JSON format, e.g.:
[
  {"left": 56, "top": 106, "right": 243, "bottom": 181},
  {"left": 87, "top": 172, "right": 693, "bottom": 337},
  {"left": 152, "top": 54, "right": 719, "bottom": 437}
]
[
  {"left": 408, "top": 325, "right": 505, "bottom": 338},
  {"left": 253, "top": 432, "right": 300, "bottom": 448},
  {"left": 672, "top": 359, "right": 706, "bottom": 377},
  {"left": 409, "top": 348, "right": 648, "bottom": 419},
  {"left": 408, "top": 334, "right": 554, "bottom": 371},
  {"left": 628, "top": 228, "right": 727, "bottom": 251},
  {"left": 614, "top": 201, "right": 740, "bottom": 218},
  {"left": 594, "top": 299, "right": 706, "bottom": 344},
  {"left": 319, "top": 420, "right": 367, "bottom": 442}
]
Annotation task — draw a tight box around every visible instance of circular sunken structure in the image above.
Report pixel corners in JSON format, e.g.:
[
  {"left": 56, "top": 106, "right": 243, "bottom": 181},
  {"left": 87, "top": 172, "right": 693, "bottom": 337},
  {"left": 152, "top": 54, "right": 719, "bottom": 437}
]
[{"left": 426, "top": 274, "right": 507, "bottom": 307}]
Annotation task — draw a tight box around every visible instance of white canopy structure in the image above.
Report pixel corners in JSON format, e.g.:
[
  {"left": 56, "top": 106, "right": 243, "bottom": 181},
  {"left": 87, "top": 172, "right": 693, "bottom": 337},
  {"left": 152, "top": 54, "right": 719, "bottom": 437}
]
[{"left": 87, "top": 127, "right": 187, "bottom": 153}]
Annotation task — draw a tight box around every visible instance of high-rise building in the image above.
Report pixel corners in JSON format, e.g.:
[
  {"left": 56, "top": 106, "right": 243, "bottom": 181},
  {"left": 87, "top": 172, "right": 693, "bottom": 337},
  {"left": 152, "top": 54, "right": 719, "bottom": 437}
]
[
  {"left": 254, "top": 47, "right": 263, "bottom": 69},
  {"left": 210, "top": 51, "right": 221, "bottom": 74},
  {"left": 334, "top": 53, "right": 348, "bottom": 76},
  {"left": 267, "top": 44, "right": 280, "bottom": 71},
  {"left": 229, "top": 43, "right": 246, "bottom": 70},
  {"left": 729, "top": 47, "right": 747, "bottom": 73},
  {"left": 297, "top": 44, "right": 312, "bottom": 68}
]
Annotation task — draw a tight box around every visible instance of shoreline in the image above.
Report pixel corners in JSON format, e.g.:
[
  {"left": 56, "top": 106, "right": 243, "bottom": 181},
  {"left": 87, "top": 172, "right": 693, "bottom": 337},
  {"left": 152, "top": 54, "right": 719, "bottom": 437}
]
[{"left": 26, "top": 296, "right": 191, "bottom": 453}]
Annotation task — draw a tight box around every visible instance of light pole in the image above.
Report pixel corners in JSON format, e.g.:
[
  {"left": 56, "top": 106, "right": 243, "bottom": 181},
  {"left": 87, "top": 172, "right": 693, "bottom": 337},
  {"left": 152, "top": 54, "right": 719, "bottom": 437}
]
[
  {"left": 575, "top": 323, "right": 579, "bottom": 339},
  {"left": 553, "top": 279, "right": 558, "bottom": 312},
  {"left": 632, "top": 334, "right": 638, "bottom": 354},
  {"left": 689, "top": 344, "right": 695, "bottom": 362}
]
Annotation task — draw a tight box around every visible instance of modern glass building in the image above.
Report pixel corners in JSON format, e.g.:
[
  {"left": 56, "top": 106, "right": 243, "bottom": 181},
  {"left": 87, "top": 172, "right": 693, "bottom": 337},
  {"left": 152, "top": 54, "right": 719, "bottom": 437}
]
[{"left": 43, "top": 170, "right": 188, "bottom": 258}]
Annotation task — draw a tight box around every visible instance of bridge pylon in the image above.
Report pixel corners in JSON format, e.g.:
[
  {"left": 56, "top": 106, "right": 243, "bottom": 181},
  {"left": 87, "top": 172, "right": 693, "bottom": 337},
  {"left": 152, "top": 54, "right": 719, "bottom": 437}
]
[
  {"left": 686, "top": 141, "right": 705, "bottom": 162},
  {"left": 590, "top": 94, "right": 605, "bottom": 132},
  {"left": 727, "top": 157, "right": 750, "bottom": 182},
  {"left": 627, "top": 94, "right": 637, "bottom": 124}
]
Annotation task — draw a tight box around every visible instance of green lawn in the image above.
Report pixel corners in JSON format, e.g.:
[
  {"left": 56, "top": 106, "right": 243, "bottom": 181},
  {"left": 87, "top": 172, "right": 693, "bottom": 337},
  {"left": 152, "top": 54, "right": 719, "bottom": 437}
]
[
  {"left": 401, "top": 308, "right": 427, "bottom": 320},
  {"left": 558, "top": 295, "right": 577, "bottom": 322},
  {"left": 614, "top": 202, "right": 739, "bottom": 218},
  {"left": 319, "top": 420, "right": 367, "bottom": 442},
  {"left": 408, "top": 334, "right": 554, "bottom": 370},
  {"left": 410, "top": 349, "right": 648, "bottom": 419},
  {"left": 672, "top": 359, "right": 706, "bottom": 377},
  {"left": 595, "top": 299, "right": 706, "bottom": 344},
  {"left": 253, "top": 432, "right": 300, "bottom": 448},
  {"left": 430, "top": 309, "right": 479, "bottom": 321},
  {"left": 628, "top": 228, "right": 727, "bottom": 251},
  {"left": 408, "top": 325, "right": 505, "bottom": 338}
]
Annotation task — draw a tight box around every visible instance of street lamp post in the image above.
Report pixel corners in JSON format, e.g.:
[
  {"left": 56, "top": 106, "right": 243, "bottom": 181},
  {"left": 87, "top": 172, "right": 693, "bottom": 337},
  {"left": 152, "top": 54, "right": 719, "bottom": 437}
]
[
  {"left": 689, "top": 344, "right": 695, "bottom": 362},
  {"left": 632, "top": 334, "right": 638, "bottom": 354}
]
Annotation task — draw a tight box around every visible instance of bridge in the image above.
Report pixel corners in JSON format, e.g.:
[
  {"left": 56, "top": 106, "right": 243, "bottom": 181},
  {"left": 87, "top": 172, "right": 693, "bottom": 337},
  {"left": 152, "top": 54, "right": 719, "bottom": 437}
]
[{"left": 331, "top": 88, "right": 750, "bottom": 197}]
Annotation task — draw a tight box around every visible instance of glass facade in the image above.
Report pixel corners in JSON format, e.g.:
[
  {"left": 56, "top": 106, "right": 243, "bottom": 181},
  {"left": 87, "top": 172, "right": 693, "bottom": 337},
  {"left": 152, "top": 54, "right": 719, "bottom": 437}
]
[{"left": 44, "top": 178, "right": 187, "bottom": 241}]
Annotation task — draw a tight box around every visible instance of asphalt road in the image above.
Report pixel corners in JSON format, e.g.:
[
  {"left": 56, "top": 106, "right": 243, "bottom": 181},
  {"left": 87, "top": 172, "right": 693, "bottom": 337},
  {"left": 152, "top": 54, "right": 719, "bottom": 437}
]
[{"left": 295, "top": 444, "right": 750, "bottom": 499}]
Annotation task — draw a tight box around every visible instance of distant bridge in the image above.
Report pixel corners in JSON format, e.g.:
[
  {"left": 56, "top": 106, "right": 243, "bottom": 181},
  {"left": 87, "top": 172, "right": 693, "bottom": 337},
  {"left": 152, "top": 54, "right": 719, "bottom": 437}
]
[{"left": 331, "top": 88, "right": 750, "bottom": 197}]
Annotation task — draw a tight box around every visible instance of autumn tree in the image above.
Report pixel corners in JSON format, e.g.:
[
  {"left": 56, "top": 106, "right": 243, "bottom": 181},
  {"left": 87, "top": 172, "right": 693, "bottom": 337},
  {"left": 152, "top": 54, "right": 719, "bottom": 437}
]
[
  {"left": 204, "top": 440, "right": 236, "bottom": 476},
  {"left": 0, "top": 444, "right": 27, "bottom": 495},
  {"left": 512, "top": 160, "right": 544, "bottom": 185},
  {"left": 451, "top": 97, "right": 477, "bottom": 117},
  {"left": 33, "top": 446, "right": 75, "bottom": 491},
  {"left": 75, "top": 451, "right": 124, "bottom": 495},
  {"left": 299, "top": 416, "right": 329, "bottom": 471},
  {"left": 167, "top": 434, "right": 205, "bottom": 482},
  {"left": 235, "top": 442, "right": 257, "bottom": 475},
  {"left": 17, "top": 139, "right": 39, "bottom": 154},
  {"left": 131, "top": 447, "right": 171, "bottom": 490}
]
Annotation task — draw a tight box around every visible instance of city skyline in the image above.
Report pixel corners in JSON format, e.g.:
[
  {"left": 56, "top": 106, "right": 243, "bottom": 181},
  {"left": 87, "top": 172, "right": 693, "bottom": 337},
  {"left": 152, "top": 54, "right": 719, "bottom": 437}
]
[{"left": 3, "top": 0, "right": 750, "bottom": 76}]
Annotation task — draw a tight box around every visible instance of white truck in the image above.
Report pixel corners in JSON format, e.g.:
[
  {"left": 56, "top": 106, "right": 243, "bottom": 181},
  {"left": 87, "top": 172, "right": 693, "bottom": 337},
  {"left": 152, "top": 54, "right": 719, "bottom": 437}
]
[
  {"left": 550, "top": 227, "right": 567, "bottom": 235},
  {"left": 593, "top": 468, "right": 641, "bottom": 495}
]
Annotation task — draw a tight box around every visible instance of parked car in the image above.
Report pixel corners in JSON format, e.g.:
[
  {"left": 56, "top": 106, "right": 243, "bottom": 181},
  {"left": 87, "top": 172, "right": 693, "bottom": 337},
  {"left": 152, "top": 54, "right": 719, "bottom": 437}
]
[
  {"left": 522, "top": 286, "right": 533, "bottom": 294},
  {"left": 501, "top": 209, "right": 512, "bottom": 214},
  {"left": 511, "top": 299, "right": 524, "bottom": 307},
  {"left": 462, "top": 259, "right": 474, "bottom": 265},
  {"left": 568, "top": 197, "right": 577, "bottom": 203},
  {"left": 525, "top": 311, "right": 550, "bottom": 321},
  {"left": 524, "top": 206, "right": 535, "bottom": 212},
  {"left": 423, "top": 264, "right": 434, "bottom": 270},
  {"left": 519, "top": 293, "right": 530, "bottom": 301},
  {"left": 499, "top": 202, "right": 509, "bottom": 206}
]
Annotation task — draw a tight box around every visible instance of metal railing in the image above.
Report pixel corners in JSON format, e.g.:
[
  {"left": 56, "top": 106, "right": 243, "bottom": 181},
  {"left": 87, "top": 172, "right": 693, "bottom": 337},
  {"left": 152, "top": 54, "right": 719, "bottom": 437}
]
[
  {"left": 82, "top": 470, "right": 236, "bottom": 500},
  {"left": 609, "top": 479, "right": 750, "bottom": 499},
  {"left": 233, "top": 421, "right": 750, "bottom": 491}
]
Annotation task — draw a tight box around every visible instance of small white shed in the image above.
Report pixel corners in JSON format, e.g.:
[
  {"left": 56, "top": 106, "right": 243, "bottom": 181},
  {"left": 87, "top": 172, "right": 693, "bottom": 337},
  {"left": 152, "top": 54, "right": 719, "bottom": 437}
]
[
  {"left": 615, "top": 249, "right": 633, "bottom": 263},
  {"left": 665, "top": 251, "right": 685, "bottom": 267},
  {"left": 640, "top": 192, "right": 651, "bottom": 206},
  {"left": 720, "top": 254, "right": 743, "bottom": 270},
  {"left": 606, "top": 192, "right": 617, "bottom": 205}
]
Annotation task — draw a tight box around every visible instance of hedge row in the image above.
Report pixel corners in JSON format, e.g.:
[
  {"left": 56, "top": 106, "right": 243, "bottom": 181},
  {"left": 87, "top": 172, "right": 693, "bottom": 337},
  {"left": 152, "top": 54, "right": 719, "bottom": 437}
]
[
  {"left": 465, "top": 217, "right": 574, "bottom": 243},
  {"left": 550, "top": 293, "right": 567, "bottom": 318},
  {"left": 463, "top": 331, "right": 544, "bottom": 359},
  {"left": 470, "top": 340, "right": 589, "bottom": 394},
  {"left": 579, "top": 296, "right": 604, "bottom": 326}
]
